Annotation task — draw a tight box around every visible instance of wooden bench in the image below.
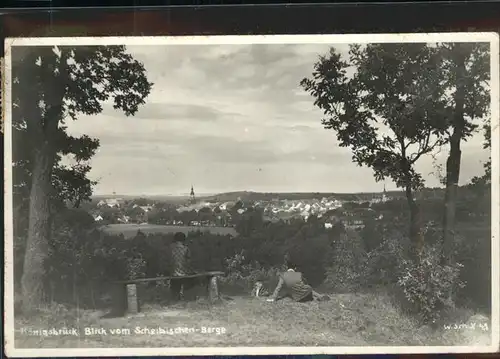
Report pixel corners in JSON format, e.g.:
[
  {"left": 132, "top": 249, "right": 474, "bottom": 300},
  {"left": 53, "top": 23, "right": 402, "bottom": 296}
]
[{"left": 109, "top": 271, "right": 224, "bottom": 316}]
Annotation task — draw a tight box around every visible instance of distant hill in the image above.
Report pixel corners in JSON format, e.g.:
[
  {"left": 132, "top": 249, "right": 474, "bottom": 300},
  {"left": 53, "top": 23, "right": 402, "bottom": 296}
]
[
  {"left": 200, "top": 187, "right": 448, "bottom": 203},
  {"left": 198, "top": 190, "right": 403, "bottom": 203}
]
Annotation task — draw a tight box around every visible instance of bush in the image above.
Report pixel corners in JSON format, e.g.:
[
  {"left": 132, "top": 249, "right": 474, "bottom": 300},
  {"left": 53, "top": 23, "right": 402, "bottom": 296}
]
[
  {"left": 44, "top": 228, "right": 147, "bottom": 307},
  {"left": 127, "top": 254, "right": 147, "bottom": 280},
  {"left": 220, "top": 252, "right": 281, "bottom": 294},
  {"left": 15, "top": 200, "right": 485, "bottom": 319},
  {"left": 287, "top": 236, "right": 332, "bottom": 287},
  {"left": 365, "top": 232, "right": 409, "bottom": 286},
  {"left": 323, "top": 229, "right": 369, "bottom": 292},
  {"left": 26, "top": 209, "right": 161, "bottom": 308},
  {"left": 396, "top": 244, "right": 466, "bottom": 324},
  {"left": 362, "top": 230, "right": 467, "bottom": 324},
  {"left": 454, "top": 227, "right": 491, "bottom": 311},
  {"left": 188, "top": 231, "right": 240, "bottom": 272},
  {"left": 14, "top": 212, "right": 349, "bottom": 308}
]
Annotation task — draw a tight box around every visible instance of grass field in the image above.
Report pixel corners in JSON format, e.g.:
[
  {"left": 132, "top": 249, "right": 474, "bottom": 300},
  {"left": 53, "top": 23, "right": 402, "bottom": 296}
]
[
  {"left": 13, "top": 291, "right": 491, "bottom": 349},
  {"left": 100, "top": 224, "right": 238, "bottom": 239}
]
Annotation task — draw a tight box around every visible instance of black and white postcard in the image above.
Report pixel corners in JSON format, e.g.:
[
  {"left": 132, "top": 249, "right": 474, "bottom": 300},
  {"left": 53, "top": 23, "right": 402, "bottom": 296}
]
[{"left": 3, "top": 33, "right": 499, "bottom": 356}]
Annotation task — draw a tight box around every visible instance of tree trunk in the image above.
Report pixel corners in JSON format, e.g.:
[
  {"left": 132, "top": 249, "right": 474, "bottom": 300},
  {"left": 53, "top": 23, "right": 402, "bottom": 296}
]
[
  {"left": 74, "top": 198, "right": 81, "bottom": 209},
  {"left": 21, "top": 138, "right": 57, "bottom": 313},
  {"left": 399, "top": 153, "right": 424, "bottom": 263},
  {"left": 442, "top": 48, "right": 467, "bottom": 266},
  {"left": 20, "top": 49, "right": 68, "bottom": 313},
  {"left": 442, "top": 135, "right": 462, "bottom": 265},
  {"left": 405, "top": 183, "right": 423, "bottom": 263}
]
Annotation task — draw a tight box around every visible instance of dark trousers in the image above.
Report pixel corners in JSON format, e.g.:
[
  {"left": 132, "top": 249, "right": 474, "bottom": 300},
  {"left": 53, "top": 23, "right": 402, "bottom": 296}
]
[
  {"left": 170, "top": 278, "right": 196, "bottom": 301},
  {"left": 297, "top": 291, "right": 314, "bottom": 303}
]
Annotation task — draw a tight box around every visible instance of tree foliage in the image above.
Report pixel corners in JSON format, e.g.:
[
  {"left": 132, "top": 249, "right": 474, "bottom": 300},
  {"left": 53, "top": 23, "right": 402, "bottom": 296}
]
[
  {"left": 438, "top": 43, "right": 490, "bottom": 265},
  {"left": 301, "top": 44, "right": 449, "bottom": 190},
  {"left": 439, "top": 43, "right": 490, "bottom": 140},
  {"left": 469, "top": 117, "right": 492, "bottom": 188},
  {"left": 13, "top": 122, "right": 100, "bottom": 213},
  {"left": 12, "top": 45, "right": 153, "bottom": 208},
  {"left": 300, "top": 43, "right": 449, "bottom": 258},
  {"left": 12, "top": 45, "right": 153, "bottom": 312}
]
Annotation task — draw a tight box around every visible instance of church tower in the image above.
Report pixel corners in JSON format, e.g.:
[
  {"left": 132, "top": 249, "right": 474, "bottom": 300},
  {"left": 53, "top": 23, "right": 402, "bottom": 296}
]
[
  {"left": 382, "top": 182, "right": 388, "bottom": 202},
  {"left": 189, "top": 185, "right": 196, "bottom": 204}
]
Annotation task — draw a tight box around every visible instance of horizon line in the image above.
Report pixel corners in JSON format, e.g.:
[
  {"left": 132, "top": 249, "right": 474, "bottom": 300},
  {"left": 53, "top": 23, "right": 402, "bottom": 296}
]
[{"left": 91, "top": 187, "right": 448, "bottom": 198}]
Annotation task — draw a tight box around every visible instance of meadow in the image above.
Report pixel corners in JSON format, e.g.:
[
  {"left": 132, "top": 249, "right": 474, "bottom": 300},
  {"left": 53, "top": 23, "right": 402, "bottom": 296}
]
[{"left": 99, "top": 223, "right": 238, "bottom": 239}]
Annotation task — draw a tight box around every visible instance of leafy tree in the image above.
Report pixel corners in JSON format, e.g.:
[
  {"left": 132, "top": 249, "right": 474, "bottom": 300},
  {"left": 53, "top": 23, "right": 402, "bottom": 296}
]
[
  {"left": 128, "top": 206, "right": 147, "bottom": 224},
  {"left": 178, "top": 209, "right": 198, "bottom": 225},
  {"left": 11, "top": 45, "right": 153, "bottom": 312},
  {"left": 147, "top": 207, "right": 169, "bottom": 225},
  {"left": 100, "top": 206, "right": 121, "bottom": 223},
  {"left": 360, "top": 201, "right": 371, "bottom": 208},
  {"left": 464, "top": 123, "right": 492, "bottom": 221},
  {"left": 198, "top": 206, "right": 214, "bottom": 222},
  {"left": 341, "top": 201, "right": 361, "bottom": 211},
  {"left": 132, "top": 197, "right": 149, "bottom": 207},
  {"left": 10, "top": 53, "right": 101, "bottom": 297},
  {"left": 235, "top": 207, "right": 264, "bottom": 236},
  {"left": 231, "top": 200, "right": 244, "bottom": 214},
  {"left": 361, "top": 217, "right": 383, "bottom": 252},
  {"left": 439, "top": 43, "right": 490, "bottom": 265},
  {"left": 13, "top": 122, "right": 100, "bottom": 215},
  {"left": 301, "top": 44, "right": 449, "bottom": 261}
]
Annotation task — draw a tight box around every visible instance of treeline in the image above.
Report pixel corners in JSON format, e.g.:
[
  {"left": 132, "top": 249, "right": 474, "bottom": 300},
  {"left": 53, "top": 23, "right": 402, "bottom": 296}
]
[
  {"left": 13, "top": 208, "right": 337, "bottom": 309},
  {"left": 93, "top": 201, "right": 240, "bottom": 226}
]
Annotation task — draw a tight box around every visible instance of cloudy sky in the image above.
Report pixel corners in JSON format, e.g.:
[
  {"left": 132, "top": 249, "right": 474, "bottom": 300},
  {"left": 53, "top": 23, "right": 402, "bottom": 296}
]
[{"left": 64, "top": 43, "right": 490, "bottom": 196}]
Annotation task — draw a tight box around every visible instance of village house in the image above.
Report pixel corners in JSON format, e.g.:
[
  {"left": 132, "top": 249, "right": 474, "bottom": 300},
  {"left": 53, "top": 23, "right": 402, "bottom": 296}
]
[{"left": 97, "top": 198, "right": 124, "bottom": 208}]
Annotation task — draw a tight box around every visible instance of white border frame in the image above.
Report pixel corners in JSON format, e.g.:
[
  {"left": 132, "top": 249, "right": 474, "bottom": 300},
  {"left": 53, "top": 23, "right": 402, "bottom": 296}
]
[{"left": 3, "top": 32, "right": 500, "bottom": 357}]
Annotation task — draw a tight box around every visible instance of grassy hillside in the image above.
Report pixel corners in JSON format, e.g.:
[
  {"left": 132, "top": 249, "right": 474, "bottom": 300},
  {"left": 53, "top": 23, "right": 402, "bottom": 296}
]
[{"left": 14, "top": 291, "right": 490, "bottom": 349}]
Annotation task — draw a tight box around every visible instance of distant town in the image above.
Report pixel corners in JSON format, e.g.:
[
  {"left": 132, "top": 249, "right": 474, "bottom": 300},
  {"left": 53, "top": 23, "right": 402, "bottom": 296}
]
[{"left": 80, "top": 185, "right": 447, "bottom": 234}]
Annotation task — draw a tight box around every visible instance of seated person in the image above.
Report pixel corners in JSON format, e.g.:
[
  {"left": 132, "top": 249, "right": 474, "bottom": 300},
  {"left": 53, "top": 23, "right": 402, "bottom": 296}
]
[
  {"left": 267, "top": 260, "right": 328, "bottom": 302},
  {"left": 170, "top": 232, "right": 196, "bottom": 301}
]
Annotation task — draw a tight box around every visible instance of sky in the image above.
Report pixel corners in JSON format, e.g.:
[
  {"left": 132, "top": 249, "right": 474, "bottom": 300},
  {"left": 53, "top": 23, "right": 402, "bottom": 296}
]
[{"left": 63, "top": 43, "right": 490, "bottom": 196}]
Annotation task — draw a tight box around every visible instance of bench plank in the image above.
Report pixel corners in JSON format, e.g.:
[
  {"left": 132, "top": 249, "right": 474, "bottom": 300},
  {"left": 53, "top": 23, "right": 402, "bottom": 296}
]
[
  {"left": 114, "top": 271, "right": 225, "bottom": 284},
  {"left": 111, "top": 271, "right": 224, "bottom": 316}
]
